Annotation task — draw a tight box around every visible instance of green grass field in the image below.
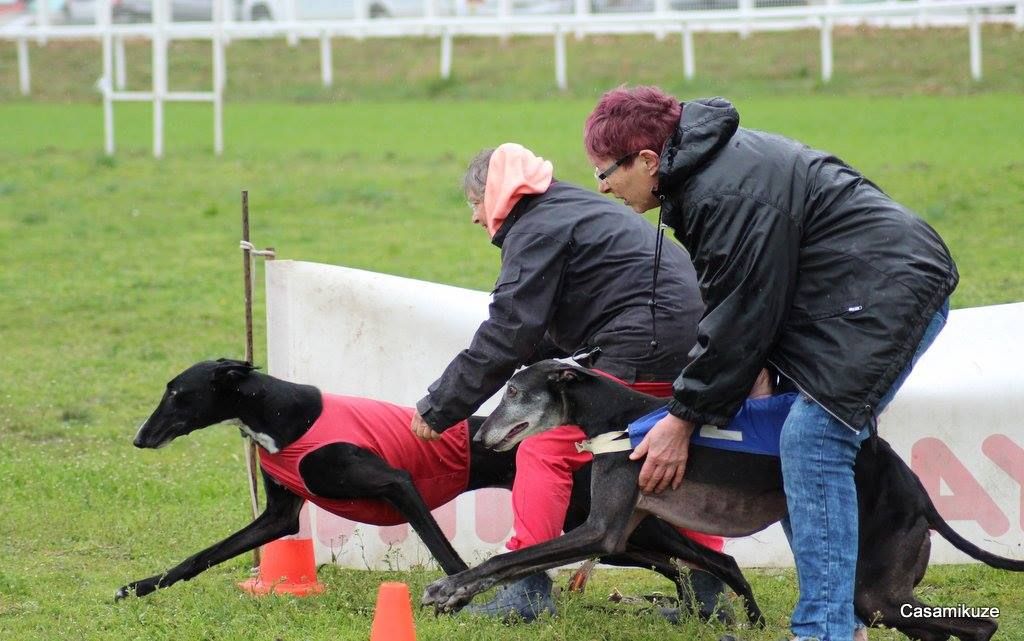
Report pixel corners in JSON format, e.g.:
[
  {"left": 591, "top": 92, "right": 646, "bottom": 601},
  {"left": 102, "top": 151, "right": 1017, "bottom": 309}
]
[{"left": 1, "top": 26, "right": 1023, "bottom": 641}]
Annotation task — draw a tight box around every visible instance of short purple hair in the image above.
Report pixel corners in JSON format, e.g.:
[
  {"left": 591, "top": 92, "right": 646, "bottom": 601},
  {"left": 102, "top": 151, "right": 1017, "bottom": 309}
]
[{"left": 584, "top": 86, "right": 682, "bottom": 166}]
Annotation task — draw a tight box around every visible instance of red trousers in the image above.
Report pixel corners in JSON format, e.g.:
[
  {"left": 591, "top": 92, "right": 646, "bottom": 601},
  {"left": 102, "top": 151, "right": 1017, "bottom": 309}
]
[{"left": 506, "top": 377, "right": 725, "bottom": 553}]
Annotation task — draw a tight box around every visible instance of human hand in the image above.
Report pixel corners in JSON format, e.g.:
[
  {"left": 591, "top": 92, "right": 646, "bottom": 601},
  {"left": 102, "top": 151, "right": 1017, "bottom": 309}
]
[
  {"left": 629, "top": 413, "right": 695, "bottom": 493},
  {"left": 749, "top": 368, "right": 774, "bottom": 399},
  {"left": 411, "top": 412, "right": 442, "bottom": 441}
]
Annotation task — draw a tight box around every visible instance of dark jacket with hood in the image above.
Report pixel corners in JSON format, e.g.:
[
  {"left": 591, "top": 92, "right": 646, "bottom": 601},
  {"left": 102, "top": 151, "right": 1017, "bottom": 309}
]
[
  {"left": 659, "top": 97, "right": 958, "bottom": 431},
  {"left": 417, "top": 180, "right": 704, "bottom": 431}
]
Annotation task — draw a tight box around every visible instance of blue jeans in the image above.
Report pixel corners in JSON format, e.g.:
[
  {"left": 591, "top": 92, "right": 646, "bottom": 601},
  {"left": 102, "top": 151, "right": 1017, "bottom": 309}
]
[{"left": 780, "top": 301, "right": 949, "bottom": 641}]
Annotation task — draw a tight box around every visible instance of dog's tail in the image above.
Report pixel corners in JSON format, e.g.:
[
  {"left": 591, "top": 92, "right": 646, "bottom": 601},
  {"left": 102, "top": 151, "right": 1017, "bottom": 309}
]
[{"left": 919, "top": 475, "right": 1024, "bottom": 571}]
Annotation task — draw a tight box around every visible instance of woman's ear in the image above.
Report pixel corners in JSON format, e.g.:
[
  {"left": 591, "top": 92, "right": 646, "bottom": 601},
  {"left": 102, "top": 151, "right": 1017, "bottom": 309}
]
[{"left": 638, "top": 149, "right": 660, "bottom": 176}]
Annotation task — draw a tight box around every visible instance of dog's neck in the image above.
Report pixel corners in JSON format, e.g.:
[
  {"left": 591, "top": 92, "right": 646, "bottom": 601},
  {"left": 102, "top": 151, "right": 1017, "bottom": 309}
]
[
  {"left": 568, "top": 379, "right": 667, "bottom": 438},
  {"left": 232, "top": 372, "right": 322, "bottom": 453}
]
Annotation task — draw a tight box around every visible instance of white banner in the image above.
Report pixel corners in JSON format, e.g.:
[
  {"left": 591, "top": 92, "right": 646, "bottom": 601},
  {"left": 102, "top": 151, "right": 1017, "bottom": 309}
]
[{"left": 266, "top": 259, "right": 1024, "bottom": 568}]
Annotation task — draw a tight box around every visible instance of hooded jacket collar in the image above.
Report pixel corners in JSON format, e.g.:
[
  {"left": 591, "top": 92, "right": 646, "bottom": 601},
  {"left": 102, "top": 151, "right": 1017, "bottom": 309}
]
[
  {"left": 490, "top": 184, "right": 553, "bottom": 248},
  {"left": 657, "top": 97, "right": 740, "bottom": 194},
  {"left": 482, "top": 143, "right": 554, "bottom": 238}
]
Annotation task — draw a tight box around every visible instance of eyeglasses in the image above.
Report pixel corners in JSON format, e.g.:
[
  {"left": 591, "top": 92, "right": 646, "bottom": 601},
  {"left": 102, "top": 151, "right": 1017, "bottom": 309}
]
[
  {"left": 467, "top": 198, "right": 482, "bottom": 211},
  {"left": 594, "top": 152, "right": 639, "bottom": 182}
]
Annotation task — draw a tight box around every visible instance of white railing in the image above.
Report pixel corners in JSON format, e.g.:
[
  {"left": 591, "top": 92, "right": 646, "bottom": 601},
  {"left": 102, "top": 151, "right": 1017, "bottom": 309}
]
[{"left": 2, "top": 0, "right": 1019, "bottom": 157}]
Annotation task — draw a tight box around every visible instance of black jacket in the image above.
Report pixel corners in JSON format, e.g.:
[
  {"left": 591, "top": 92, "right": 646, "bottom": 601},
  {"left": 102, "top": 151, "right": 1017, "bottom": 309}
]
[
  {"left": 418, "top": 180, "right": 704, "bottom": 431},
  {"left": 659, "top": 98, "right": 958, "bottom": 431}
]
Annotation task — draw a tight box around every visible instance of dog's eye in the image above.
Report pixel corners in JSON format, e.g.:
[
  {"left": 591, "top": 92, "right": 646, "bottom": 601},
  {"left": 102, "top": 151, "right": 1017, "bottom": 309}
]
[{"left": 506, "top": 386, "right": 518, "bottom": 399}]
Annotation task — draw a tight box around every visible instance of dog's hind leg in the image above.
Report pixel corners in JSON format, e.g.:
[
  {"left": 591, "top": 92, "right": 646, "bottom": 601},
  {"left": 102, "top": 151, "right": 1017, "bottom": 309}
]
[
  {"left": 300, "top": 443, "right": 469, "bottom": 575},
  {"left": 855, "top": 519, "right": 997, "bottom": 641},
  {"left": 424, "top": 454, "right": 644, "bottom": 613},
  {"left": 116, "top": 472, "right": 304, "bottom": 600},
  {"left": 622, "top": 519, "right": 764, "bottom": 627}
]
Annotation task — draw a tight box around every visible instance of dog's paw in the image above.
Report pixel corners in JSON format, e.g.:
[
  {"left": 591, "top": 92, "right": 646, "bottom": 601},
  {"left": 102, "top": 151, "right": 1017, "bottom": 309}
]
[
  {"left": 422, "top": 577, "right": 485, "bottom": 613},
  {"left": 115, "top": 578, "right": 159, "bottom": 601},
  {"left": 422, "top": 578, "right": 453, "bottom": 609}
]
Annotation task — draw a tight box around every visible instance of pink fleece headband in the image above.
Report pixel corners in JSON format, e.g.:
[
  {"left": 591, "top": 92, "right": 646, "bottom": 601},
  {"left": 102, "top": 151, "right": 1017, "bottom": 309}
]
[{"left": 483, "top": 143, "right": 554, "bottom": 238}]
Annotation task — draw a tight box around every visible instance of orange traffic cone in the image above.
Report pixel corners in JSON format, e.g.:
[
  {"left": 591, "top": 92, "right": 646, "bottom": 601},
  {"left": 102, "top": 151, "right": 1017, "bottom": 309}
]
[
  {"left": 238, "top": 537, "right": 324, "bottom": 596},
  {"left": 370, "top": 582, "right": 417, "bottom": 641}
]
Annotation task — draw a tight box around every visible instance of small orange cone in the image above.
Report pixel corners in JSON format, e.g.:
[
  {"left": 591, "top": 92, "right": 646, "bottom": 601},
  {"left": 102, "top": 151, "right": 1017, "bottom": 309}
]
[
  {"left": 370, "top": 582, "right": 417, "bottom": 641},
  {"left": 238, "top": 537, "right": 324, "bottom": 596}
]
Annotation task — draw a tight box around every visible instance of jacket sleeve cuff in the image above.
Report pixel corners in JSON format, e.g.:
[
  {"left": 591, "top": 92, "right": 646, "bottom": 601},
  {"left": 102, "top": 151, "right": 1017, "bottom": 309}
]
[
  {"left": 667, "top": 400, "right": 731, "bottom": 427},
  {"left": 415, "top": 397, "right": 450, "bottom": 433}
]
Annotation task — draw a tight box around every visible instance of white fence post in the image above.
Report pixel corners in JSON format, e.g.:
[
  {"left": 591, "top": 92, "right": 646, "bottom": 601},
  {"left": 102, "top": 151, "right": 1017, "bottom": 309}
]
[
  {"left": 655, "top": 0, "right": 668, "bottom": 40},
  {"left": 114, "top": 36, "right": 127, "bottom": 90},
  {"left": 17, "top": 39, "right": 30, "bottom": 95},
  {"left": 739, "top": 0, "right": 752, "bottom": 39},
  {"left": 213, "top": 0, "right": 225, "bottom": 155},
  {"left": 1016, "top": 0, "right": 1023, "bottom": 30},
  {"left": 287, "top": 0, "right": 299, "bottom": 46},
  {"left": 354, "top": 0, "right": 367, "bottom": 39},
  {"left": 969, "top": 9, "right": 983, "bottom": 80},
  {"left": 499, "top": 0, "right": 511, "bottom": 43},
  {"left": 681, "top": 23, "right": 695, "bottom": 80},
  {"left": 99, "top": 0, "right": 114, "bottom": 155},
  {"left": 218, "top": 0, "right": 230, "bottom": 85},
  {"left": 574, "top": 0, "right": 589, "bottom": 41},
  {"left": 34, "top": 0, "right": 49, "bottom": 45},
  {"left": 820, "top": 15, "right": 833, "bottom": 83},
  {"left": 554, "top": 25, "right": 567, "bottom": 90},
  {"left": 320, "top": 32, "right": 333, "bottom": 86},
  {"left": 152, "top": 0, "right": 168, "bottom": 159},
  {"left": 440, "top": 28, "right": 453, "bottom": 79},
  {"left": 917, "top": 0, "right": 931, "bottom": 28}
]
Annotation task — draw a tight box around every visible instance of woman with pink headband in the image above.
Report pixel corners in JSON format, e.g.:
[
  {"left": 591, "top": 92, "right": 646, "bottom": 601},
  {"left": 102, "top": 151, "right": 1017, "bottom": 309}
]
[{"left": 411, "top": 142, "right": 724, "bottom": 622}]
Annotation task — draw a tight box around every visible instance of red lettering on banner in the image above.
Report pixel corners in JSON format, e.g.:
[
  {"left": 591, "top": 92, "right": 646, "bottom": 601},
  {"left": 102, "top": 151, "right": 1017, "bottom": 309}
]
[
  {"left": 911, "top": 437, "right": 1009, "bottom": 537},
  {"left": 379, "top": 523, "right": 409, "bottom": 545},
  {"left": 378, "top": 501, "right": 458, "bottom": 545},
  {"left": 315, "top": 509, "right": 356, "bottom": 548},
  {"left": 982, "top": 434, "right": 1024, "bottom": 531},
  {"left": 475, "top": 488, "right": 514, "bottom": 544},
  {"left": 432, "top": 500, "right": 458, "bottom": 541}
]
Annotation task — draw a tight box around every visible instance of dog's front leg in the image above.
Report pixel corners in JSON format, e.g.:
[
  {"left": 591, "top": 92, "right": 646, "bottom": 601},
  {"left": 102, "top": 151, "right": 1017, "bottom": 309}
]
[
  {"left": 424, "top": 454, "right": 642, "bottom": 612},
  {"left": 116, "top": 474, "right": 304, "bottom": 600}
]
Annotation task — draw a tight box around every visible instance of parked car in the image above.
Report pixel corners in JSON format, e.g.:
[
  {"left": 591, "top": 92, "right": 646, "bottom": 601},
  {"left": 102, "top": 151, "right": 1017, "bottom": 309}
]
[
  {"left": 240, "top": 0, "right": 430, "bottom": 20},
  {"left": 114, "top": 0, "right": 223, "bottom": 21},
  {"left": 61, "top": 0, "right": 243, "bottom": 22}
]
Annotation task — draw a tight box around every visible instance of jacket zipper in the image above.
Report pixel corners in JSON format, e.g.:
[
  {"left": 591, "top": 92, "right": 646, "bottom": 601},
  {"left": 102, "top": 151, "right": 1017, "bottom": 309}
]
[{"left": 767, "top": 359, "right": 862, "bottom": 434}]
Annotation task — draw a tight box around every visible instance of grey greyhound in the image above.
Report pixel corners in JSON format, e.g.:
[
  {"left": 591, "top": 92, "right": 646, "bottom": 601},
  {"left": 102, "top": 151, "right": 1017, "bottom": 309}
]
[{"left": 423, "top": 359, "right": 1024, "bottom": 641}]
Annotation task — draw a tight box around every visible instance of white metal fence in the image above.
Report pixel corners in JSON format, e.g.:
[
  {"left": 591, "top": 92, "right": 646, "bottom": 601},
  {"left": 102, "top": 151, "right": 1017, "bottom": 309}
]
[{"left": 3, "top": 0, "right": 1021, "bottom": 156}]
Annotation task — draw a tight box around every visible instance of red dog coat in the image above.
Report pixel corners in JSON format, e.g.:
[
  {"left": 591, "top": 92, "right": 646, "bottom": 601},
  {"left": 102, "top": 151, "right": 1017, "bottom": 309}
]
[{"left": 258, "top": 393, "right": 470, "bottom": 526}]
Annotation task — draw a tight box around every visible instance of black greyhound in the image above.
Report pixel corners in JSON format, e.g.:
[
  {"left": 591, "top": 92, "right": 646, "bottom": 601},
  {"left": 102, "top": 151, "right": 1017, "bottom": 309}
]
[
  {"left": 117, "top": 358, "right": 755, "bottom": 619},
  {"left": 424, "top": 359, "right": 1024, "bottom": 641}
]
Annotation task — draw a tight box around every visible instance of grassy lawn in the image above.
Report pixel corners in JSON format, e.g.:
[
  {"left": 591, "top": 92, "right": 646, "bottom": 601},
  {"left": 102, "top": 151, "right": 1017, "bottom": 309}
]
[{"left": 1, "top": 26, "right": 1023, "bottom": 641}]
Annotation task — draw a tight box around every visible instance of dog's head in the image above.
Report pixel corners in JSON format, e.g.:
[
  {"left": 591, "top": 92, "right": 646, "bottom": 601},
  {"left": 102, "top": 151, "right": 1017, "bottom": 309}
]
[
  {"left": 133, "top": 359, "right": 258, "bottom": 449},
  {"left": 475, "top": 359, "right": 600, "bottom": 451}
]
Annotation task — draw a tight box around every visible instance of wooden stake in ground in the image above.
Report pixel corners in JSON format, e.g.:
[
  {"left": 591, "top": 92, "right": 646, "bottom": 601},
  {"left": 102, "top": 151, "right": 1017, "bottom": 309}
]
[{"left": 241, "top": 190, "right": 263, "bottom": 568}]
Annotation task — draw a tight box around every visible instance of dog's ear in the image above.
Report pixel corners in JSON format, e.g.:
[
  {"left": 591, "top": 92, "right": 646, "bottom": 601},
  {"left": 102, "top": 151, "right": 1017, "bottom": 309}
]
[
  {"left": 212, "top": 359, "right": 258, "bottom": 387},
  {"left": 546, "top": 366, "right": 586, "bottom": 388}
]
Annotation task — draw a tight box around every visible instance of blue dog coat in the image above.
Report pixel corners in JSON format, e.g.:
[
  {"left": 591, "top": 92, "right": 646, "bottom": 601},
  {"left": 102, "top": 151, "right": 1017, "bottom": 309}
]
[{"left": 578, "top": 393, "right": 797, "bottom": 457}]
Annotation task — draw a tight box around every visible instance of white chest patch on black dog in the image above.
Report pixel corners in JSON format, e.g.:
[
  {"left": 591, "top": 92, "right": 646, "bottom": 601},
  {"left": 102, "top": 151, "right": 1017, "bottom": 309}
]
[{"left": 238, "top": 424, "right": 280, "bottom": 454}]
